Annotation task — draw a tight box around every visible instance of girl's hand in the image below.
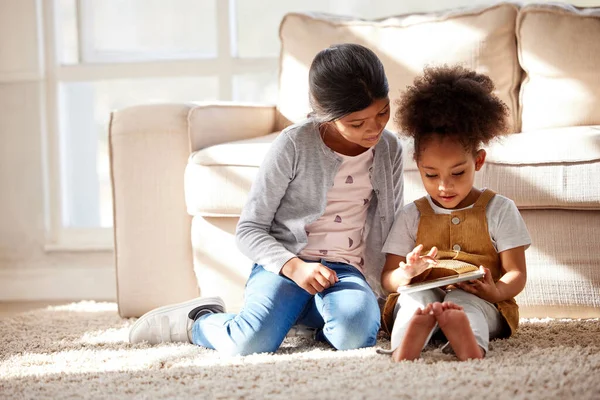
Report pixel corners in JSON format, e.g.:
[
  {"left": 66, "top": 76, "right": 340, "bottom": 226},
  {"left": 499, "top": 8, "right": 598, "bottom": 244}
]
[
  {"left": 281, "top": 258, "right": 339, "bottom": 295},
  {"left": 455, "top": 266, "right": 501, "bottom": 303},
  {"left": 395, "top": 244, "right": 438, "bottom": 282}
]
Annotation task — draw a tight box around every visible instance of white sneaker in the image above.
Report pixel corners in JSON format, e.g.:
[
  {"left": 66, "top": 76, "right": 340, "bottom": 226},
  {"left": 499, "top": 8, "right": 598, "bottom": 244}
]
[{"left": 129, "top": 296, "right": 225, "bottom": 344}]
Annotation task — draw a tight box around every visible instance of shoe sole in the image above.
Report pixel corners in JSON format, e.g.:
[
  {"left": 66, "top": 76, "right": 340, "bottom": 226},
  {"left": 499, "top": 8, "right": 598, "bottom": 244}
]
[{"left": 129, "top": 296, "right": 226, "bottom": 343}]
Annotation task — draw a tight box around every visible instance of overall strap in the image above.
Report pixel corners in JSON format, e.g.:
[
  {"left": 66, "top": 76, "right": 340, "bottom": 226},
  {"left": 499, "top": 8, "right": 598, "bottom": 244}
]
[
  {"left": 414, "top": 196, "right": 435, "bottom": 216},
  {"left": 473, "top": 189, "right": 496, "bottom": 209}
]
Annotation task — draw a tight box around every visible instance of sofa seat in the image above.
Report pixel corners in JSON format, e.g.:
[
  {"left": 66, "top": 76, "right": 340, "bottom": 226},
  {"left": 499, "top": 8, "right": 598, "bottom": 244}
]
[
  {"left": 183, "top": 125, "right": 600, "bottom": 315},
  {"left": 185, "top": 126, "right": 600, "bottom": 216}
]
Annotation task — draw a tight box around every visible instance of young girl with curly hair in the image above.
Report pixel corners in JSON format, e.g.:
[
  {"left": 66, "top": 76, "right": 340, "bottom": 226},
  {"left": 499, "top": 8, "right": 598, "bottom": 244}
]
[{"left": 381, "top": 65, "right": 531, "bottom": 361}]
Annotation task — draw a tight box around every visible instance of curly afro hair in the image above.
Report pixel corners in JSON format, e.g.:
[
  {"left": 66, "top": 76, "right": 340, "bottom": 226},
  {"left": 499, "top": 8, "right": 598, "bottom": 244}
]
[{"left": 395, "top": 65, "right": 510, "bottom": 161}]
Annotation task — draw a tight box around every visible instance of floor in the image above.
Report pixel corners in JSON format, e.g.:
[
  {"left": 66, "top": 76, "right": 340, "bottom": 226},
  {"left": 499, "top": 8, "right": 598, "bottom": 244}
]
[{"left": 0, "top": 301, "right": 72, "bottom": 317}]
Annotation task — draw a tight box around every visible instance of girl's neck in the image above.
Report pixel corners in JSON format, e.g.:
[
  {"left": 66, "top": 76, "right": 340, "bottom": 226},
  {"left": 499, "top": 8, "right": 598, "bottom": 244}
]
[{"left": 319, "top": 124, "right": 369, "bottom": 156}]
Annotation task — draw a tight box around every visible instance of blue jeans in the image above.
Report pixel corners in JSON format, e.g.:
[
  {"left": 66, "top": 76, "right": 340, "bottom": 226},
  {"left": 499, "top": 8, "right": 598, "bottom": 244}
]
[{"left": 191, "top": 260, "right": 380, "bottom": 356}]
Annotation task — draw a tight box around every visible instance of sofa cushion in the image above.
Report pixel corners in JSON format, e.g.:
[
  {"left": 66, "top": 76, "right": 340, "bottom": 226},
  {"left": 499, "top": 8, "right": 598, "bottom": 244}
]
[
  {"left": 403, "top": 126, "right": 600, "bottom": 209},
  {"left": 185, "top": 126, "right": 600, "bottom": 216},
  {"left": 517, "top": 4, "right": 600, "bottom": 132},
  {"left": 277, "top": 4, "right": 521, "bottom": 132},
  {"left": 184, "top": 133, "right": 279, "bottom": 216}
]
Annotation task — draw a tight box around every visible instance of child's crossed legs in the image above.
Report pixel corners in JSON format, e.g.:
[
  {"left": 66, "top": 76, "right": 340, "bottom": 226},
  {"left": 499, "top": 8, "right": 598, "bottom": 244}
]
[{"left": 389, "top": 288, "right": 505, "bottom": 361}]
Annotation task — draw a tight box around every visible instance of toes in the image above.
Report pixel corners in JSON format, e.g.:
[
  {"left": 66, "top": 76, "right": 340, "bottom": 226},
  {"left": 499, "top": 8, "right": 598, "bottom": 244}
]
[
  {"left": 418, "top": 303, "right": 433, "bottom": 315},
  {"left": 442, "top": 301, "right": 463, "bottom": 311},
  {"left": 431, "top": 302, "right": 444, "bottom": 316}
]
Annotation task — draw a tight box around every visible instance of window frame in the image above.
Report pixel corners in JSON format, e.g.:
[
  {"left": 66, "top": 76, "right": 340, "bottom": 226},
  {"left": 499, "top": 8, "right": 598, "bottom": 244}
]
[{"left": 41, "top": 0, "right": 278, "bottom": 251}]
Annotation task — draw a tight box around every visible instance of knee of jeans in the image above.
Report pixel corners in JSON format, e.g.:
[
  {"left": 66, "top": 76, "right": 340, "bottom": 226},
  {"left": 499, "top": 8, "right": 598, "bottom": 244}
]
[
  {"left": 219, "top": 332, "right": 282, "bottom": 357},
  {"left": 326, "top": 305, "right": 380, "bottom": 350}
]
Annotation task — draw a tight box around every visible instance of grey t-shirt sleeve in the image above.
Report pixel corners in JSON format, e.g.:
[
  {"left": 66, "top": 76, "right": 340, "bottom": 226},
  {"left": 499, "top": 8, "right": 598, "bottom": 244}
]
[
  {"left": 487, "top": 196, "right": 532, "bottom": 253},
  {"left": 382, "top": 203, "right": 419, "bottom": 257},
  {"left": 235, "top": 131, "right": 298, "bottom": 274}
]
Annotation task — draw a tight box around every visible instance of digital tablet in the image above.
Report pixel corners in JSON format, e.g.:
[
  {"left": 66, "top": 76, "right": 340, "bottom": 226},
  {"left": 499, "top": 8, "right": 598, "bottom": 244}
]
[{"left": 396, "top": 270, "right": 485, "bottom": 294}]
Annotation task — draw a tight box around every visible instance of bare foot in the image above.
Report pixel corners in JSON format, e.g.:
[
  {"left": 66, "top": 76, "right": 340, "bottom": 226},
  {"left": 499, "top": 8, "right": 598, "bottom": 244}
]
[
  {"left": 433, "top": 302, "right": 484, "bottom": 361},
  {"left": 392, "top": 303, "right": 437, "bottom": 362}
]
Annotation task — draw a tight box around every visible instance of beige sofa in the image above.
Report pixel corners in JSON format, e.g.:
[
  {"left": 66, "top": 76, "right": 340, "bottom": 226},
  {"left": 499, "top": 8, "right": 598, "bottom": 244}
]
[{"left": 110, "top": 3, "right": 600, "bottom": 318}]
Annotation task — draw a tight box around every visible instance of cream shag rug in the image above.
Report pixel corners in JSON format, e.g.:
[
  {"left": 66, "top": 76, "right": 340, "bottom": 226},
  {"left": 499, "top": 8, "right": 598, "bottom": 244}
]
[{"left": 1, "top": 301, "right": 599, "bottom": 399}]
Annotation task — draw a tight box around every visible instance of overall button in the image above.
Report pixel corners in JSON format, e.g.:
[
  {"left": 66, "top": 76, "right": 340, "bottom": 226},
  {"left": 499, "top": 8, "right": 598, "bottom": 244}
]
[
  {"left": 452, "top": 244, "right": 461, "bottom": 251},
  {"left": 451, "top": 217, "right": 460, "bottom": 225}
]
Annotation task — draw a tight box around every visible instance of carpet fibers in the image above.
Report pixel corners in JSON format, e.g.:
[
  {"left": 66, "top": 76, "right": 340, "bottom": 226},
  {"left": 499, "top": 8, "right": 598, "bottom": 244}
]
[{"left": 1, "top": 302, "right": 599, "bottom": 399}]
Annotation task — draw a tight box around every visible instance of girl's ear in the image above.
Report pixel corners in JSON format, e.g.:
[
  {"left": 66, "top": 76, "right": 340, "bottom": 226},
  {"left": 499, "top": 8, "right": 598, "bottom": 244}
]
[{"left": 475, "top": 149, "right": 486, "bottom": 171}]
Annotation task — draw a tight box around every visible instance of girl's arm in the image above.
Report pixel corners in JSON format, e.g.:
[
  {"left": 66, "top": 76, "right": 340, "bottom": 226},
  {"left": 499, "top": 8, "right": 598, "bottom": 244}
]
[
  {"left": 381, "top": 245, "right": 438, "bottom": 294},
  {"left": 456, "top": 246, "right": 527, "bottom": 303},
  {"left": 456, "top": 198, "right": 530, "bottom": 303},
  {"left": 235, "top": 131, "right": 297, "bottom": 274},
  {"left": 381, "top": 253, "right": 409, "bottom": 293},
  {"left": 495, "top": 245, "right": 527, "bottom": 301}
]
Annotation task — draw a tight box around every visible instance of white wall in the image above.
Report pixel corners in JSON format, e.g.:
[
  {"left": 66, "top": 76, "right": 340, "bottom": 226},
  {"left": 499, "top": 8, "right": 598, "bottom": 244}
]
[{"left": 0, "top": 0, "right": 598, "bottom": 302}]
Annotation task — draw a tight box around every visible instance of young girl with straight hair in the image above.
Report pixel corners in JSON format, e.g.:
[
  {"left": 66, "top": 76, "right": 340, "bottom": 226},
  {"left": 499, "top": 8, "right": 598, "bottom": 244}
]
[{"left": 130, "top": 43, "right": 404, "bottom": 356}]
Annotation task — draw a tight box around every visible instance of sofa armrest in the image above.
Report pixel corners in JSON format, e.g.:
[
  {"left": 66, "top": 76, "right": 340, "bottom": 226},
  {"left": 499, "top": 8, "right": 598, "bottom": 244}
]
[
  {"left": 109, "top": 103, "right": 200, "bottom": 317},
  {"left": 188, "top": 102, "right": 278, "bottom": 152}
]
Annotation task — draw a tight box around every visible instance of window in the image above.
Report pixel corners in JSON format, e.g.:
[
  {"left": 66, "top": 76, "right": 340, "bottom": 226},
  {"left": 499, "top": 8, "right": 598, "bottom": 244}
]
[{"left": 43, "top": 0, "right": 435, "bottom": 249}]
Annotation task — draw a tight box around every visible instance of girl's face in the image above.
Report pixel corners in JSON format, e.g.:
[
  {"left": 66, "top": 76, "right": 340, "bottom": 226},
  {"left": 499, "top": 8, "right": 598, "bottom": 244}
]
[
  {"left": 329, "top": 97, "right": 390, "bottom": 149},
  {"left": 417, "top": 135, "right": 486, "bottom": 209}
]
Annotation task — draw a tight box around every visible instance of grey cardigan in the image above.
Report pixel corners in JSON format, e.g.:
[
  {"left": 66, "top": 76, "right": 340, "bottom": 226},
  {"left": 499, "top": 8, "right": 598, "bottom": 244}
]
[{"left": 235, "top": 119, "right": 404, "bottom": 297}]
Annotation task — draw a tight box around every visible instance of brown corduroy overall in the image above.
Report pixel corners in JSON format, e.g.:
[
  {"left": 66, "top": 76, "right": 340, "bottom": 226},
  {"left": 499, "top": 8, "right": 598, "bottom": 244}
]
[{"left": 381, "top": 189, "right": 518, "bottom": 337}]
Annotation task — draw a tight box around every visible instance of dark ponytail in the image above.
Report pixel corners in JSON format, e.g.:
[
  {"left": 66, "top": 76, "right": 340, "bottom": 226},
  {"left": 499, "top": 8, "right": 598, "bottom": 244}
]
[{"left": 308, "top": 43, "right": 388, "bottom": 123}]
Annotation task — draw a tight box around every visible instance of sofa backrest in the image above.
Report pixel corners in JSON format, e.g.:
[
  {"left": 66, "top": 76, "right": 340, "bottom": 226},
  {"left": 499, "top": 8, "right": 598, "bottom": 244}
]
[
  {"left": 517, "top": 3, "right": 600, "bottom": 132},
  {"left": 277, "top": 3, "right": 521, "bottom": 133}
]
